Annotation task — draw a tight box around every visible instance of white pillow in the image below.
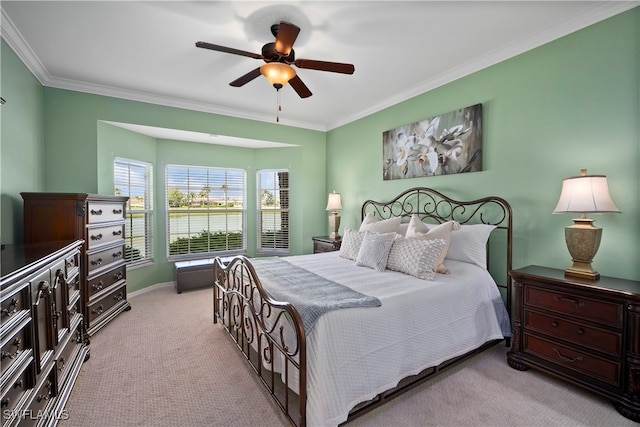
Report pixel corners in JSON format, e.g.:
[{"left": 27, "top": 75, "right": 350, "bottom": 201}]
[
  {"left": 359, "top": 214, "right": 402, "bottom": 234},
  {"left": 339, "top": 228, "right": 366, "bottom": 261},
  {"left": 387, "top": 236, "right": 446, "bottom": 280},
  {"left": 406, "top": 215, "right": 460, "bottom": 274},
  {"left": 355, "top": 232, "right": 397, "bottom": 272},
  {"left": 447, "top": 224, "right": 496, "bottom": 269}
]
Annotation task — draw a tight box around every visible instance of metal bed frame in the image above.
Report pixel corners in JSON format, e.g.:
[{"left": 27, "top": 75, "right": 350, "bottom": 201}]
[{"left": 212, "top": 187, "right": 513, "bottom": 426}]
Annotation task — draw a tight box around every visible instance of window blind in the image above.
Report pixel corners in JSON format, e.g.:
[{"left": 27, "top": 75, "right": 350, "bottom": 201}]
[
  {"left": 166, "top": 165, "right": 246, "bottom": 259},
  {"left": 114, "top": 157, "right": 154, "bottom": 265},
  {"left": 257, "top": 170, "right": 289, "bottom": 254}
]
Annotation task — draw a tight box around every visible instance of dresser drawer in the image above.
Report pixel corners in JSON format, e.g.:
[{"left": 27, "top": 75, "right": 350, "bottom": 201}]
[
  {"left": 87, "top": 264, "right": 126, "bottom": 298},
  {"left": 55, "top": 319, "right": 82, "bottom": 389},
  {"left": 1, "top": 285, "right": 29, "bottom": 328},
  {"left": 524, "top": 333, "right": 621, "bottom": 388},
  {"left": 524, "top": 286, "right": 623, "bottom": 328},
  {"left": 87, "top": 245, "right": 125, "bottom": 274},
  {"left": 87, "top": 283, "right": 127, "bottom": 324},
  {"left": 87, "top": 223, "right": 125, "bottom": 249},
  {"left": 1, "top": 317, "right": 31, "bottom": 377},
  {"left": 22, "top": 363, "right": 56, "bottom": 427},
  {"left": 65, "top": 250, "right": 80, "bottom": 279},
  {"left": 0, "top": 359, "right": 32, "bottom": 417},
  {"left": 524, "top": 309, "right": 622, "bottom": 357},
  {"left": 87, "top": 201, "right": 125, "bottom": 223}
]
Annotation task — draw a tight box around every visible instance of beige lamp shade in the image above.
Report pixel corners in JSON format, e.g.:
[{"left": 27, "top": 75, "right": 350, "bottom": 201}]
[
  {"left": 553, "top": 172, "right": 620, "bottom": 214},
  {"left": 325, "top": 192, "right": 343, "bottom": 212}
]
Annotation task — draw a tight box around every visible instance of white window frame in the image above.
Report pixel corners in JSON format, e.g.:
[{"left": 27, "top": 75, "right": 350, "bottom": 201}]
[
  {"left": 257, "top": 169, "right": 289, "bottom": 255},
  {"left": 166, "top": 164, "right": 246, "bottom": 261},
  {"left": 114, "top": 157, "right": 154, "bottom": 268}
]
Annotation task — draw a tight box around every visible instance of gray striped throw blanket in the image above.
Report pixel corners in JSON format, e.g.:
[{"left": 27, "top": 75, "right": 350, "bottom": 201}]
[{"left": 252, "top": 257, "right": 381, "bottom": 333}]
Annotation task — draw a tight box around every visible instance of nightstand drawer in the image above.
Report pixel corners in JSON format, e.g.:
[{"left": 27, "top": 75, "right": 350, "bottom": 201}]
[
  {"left": 524, "top": 309, "right": 622, "bottom": 357},
  {"left": 524, "top": 286, "right": 623, "bottom": 328},
  {"left": 524, "top": 334, "right": 621, "bottom": 389}
]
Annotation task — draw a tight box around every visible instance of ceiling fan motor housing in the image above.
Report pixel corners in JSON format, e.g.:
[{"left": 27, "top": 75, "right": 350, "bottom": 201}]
[{"left": 262, "top": 42, "right": 295, "bottom": 63}]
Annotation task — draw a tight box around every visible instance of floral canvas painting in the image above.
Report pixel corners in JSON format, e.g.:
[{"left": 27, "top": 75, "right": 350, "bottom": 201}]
[{"left": 383, "top": 104, "right": 482, "bottom": 180}]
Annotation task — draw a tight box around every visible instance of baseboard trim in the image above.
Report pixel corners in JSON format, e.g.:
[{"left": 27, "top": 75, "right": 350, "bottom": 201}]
[{"left": 128, "top": 282, "right": 174, "bottom": 299}]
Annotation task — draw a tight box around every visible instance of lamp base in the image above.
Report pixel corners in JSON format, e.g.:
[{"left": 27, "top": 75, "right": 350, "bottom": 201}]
[
  {"left": 565, "top": 265, "right": 600, "bottom": 280},
  {"left": 328, "top": 213, "right": 341, "bottom": 240},
  {"left": 563, "top": 218, "right": 601, "bottom": 281}
]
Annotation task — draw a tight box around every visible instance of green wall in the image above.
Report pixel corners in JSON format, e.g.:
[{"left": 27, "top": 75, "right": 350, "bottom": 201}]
[
  {"left": 1, "top": 39, "right": 45, "bottom": 244},
  {"left": 327, "top": 8, "right": 640, "bottom": 281}
]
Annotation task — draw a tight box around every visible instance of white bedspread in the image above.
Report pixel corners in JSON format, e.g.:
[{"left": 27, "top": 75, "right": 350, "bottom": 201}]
[{"left": 274, "top": 251, "right": 511, "bottom": 427}]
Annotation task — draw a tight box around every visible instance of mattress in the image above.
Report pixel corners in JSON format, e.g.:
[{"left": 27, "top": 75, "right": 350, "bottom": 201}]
[{"left": 256, "top": 251, "right": 511, "bottom": 427}]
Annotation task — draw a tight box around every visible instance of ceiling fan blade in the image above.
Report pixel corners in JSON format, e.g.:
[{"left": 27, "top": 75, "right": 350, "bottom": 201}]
[
  {"left": 294, "top": 59, "right": 355, "bottom": 74},
  {"left": 274, "top": 21, "right": 300, "bottom": 56},
  {"left": 196, "top": 41, "right": 262, "bottom": 60},
  {"left": 289, "top": 75, "right": 312, "bottom": 98},
  {"left": 230, "top": 67, "right": 262, "bottom": 87}
]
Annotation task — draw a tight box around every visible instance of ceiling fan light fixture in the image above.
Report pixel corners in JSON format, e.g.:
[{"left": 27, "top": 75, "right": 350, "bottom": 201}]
[{"left": 260, "top": 62, "right": 296, "bottom": 88}]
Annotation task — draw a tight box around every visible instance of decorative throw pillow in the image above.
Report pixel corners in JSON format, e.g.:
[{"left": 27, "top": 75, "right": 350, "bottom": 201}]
[
  {"left": 339, "top": 228, "right": 366, "bottom": 261},
  {"left": 387, "top": 236, "right": 446, "bottom": 280},
  {"left": 406, "top": 215, "right": 460, "bottom": 274},
  {"left": 359, "top": 214, "right": 402, "bottom": 234},
  {"left": 446, "top": 224, "right": 496, "bottom": 268},
  {"left": 355, "top": 232, "right": 397, "bottom": 272}
]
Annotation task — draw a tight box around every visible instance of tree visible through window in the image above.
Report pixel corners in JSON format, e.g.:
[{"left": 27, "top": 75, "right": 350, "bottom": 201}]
[
  {"left": 166, "top": 165, "right": 246, "bottom": 259},
  {"left": 258, "top": 170, "right": 289, "bottom": 253},
  {"left": 114, "top": 157, "right": 153, "bottom": 266}
]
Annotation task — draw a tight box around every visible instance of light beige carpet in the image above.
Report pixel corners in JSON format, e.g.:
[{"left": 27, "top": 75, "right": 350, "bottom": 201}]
[{"left": 59, "top": 285, "right": 636, "bottom": 427}]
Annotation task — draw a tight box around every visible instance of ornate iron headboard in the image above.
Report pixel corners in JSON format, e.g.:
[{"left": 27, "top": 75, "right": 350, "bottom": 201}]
[{"left": 361, "top": 187, "right": 513, "bottom": 316}]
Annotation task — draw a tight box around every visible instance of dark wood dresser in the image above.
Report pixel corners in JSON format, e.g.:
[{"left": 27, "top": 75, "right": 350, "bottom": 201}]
[
  {"left": 1, "top": 240, "right": 88, "bottom": 426},
  {"left": 508, "top": 265, "right": 640, "bottom": 422},
  {"left": 21, "top": 193, "right": 131, "bottom": 336},
  {"left": 312, "top": 236, "right": 342, "bottom": 254}
]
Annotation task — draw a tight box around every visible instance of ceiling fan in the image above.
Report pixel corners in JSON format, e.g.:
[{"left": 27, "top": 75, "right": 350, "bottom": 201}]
[{"left": 196, "top": 21, "right": 355, "bottom": 98}]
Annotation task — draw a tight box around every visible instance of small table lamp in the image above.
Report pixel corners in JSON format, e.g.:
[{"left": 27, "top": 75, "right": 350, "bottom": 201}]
[
  {"left": 325, "top": 191, "right": 343, "bottom": 240},
  {"left": 553, "top": 169, "right": 620, "bottom": 280}
]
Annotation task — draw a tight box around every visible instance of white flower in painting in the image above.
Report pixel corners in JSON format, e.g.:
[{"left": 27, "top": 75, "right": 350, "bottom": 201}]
[{"left": 395, "top": 132, "right": 410, "bottom": 167}]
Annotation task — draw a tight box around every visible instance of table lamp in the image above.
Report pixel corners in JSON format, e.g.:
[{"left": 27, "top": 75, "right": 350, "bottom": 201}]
[
  {"left": 325, "top": 191, "right": 343, "bottom": 239},
  {"left": 553, "top": 169, "right": 620, "bottom": 280}
]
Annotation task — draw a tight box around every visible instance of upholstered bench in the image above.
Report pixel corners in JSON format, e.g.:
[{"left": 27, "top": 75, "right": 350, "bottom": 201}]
[{"left": 174, "top": 257, "right": 230, "bottom": 293}]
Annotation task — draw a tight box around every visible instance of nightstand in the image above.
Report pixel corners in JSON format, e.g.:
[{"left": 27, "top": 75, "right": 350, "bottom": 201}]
[
  {"left": 312, "top": 236, "right": 342, "bottom": 253},
  {"left": 507, "top": 265, "right": 640, "bottom": 422}
]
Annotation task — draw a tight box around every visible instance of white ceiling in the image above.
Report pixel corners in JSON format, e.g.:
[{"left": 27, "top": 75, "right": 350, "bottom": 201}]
[{"left": 2, "top": 1, "right": 637, "bottom": 135}]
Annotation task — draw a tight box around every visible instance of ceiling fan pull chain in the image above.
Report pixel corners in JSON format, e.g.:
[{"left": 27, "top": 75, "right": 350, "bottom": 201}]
[{"left": 276, "top": 88, "right": 282, "bottom": 123}]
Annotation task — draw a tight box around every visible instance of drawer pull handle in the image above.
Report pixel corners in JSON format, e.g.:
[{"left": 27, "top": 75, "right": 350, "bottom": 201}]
[
  {"left": 553, "top": 296, "right": 585, "bottom": 309},
  {"left": 551, "top": 321, "right": 559, "bottom": 328},
  {"left": 576, "top": 328, "right": 585, "bottom": 335},
  {"left": 58, "top": 357, "right": 66, "bottom": 371},
  {"left": 114, "top": 272, "right": 124, "bottom": 280},
  {"left": 113, "top": 251, "right": 122, "bottom": 258},
  {"left": 1, "top": 337, "right": 21, "bottom": 359},
  {"left": 113, "top": 230, "right": 122, "bottom": 236},
  {"left": 91, "top": 233, "right": 103, "bottom": 241},
  {"left": 13, "top": 379, "right": 23, "bottom": 389},
  {"left": 2, "top": 298, "right": 19, "bottom": 316},
  {"left": 91, "top": 258, "right": 103, "bottom": 266},
  {"left": 553, "top": 347, "right": 583, "bottom": 364},
  {"left": 113, "top": 292, "right": 124, "bottom": 302},
  {"left": 113, "top": 208, "right": 123, "bottom": 214},
  {"left": 1, "top": 397, "right": 9, "bottom": 408},
  {"left": 92, "top": 281, "right": 104, "bottom": 291},
  {"left": 91, "top": 209, "right": 103, "bottom": 216},
  {"left": 92, "top": 305, "right": 104, "bottom": 315}
]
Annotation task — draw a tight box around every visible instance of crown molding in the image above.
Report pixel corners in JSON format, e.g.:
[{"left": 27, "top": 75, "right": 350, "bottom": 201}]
[
  {"left": 3, "top": 3, "right": 637, "bottom": 132},
  {"left": 325, "top": 1, "right": 639, "bottom": 130}
]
